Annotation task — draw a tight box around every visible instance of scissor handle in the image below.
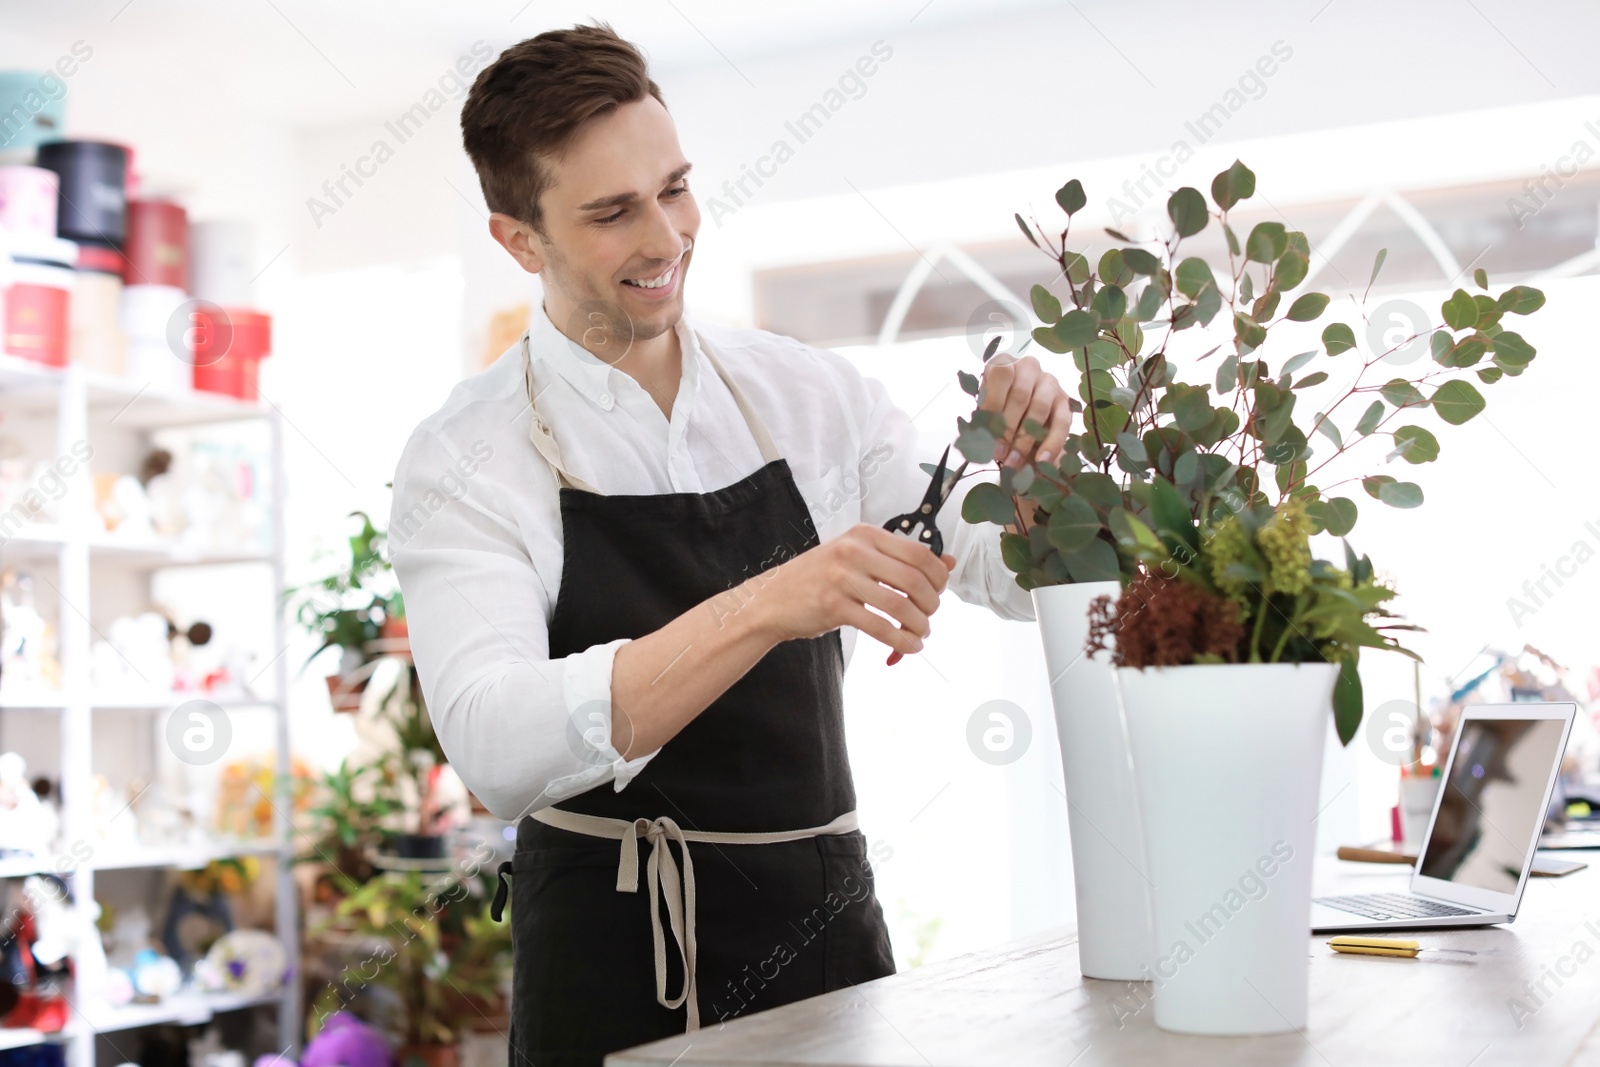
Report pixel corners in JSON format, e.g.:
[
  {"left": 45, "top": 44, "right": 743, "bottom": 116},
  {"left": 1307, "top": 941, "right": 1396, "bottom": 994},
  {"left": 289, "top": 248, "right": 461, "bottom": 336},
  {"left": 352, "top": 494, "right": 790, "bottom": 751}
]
[{"left": 883, "top": 512, "right": 943, "bottom": 556}]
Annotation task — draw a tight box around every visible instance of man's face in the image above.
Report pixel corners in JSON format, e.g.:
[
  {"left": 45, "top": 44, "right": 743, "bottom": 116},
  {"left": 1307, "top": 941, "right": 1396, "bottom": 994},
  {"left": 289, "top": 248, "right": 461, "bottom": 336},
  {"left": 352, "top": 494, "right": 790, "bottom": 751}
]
[{"left": 527, "top": 95, "right": 699, "bottom": 347}]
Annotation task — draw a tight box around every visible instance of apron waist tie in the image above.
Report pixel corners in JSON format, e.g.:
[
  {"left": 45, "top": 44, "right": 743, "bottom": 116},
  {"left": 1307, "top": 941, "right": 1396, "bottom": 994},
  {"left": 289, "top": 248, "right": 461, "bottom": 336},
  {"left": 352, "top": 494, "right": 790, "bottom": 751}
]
[{"left": 525, "top": 806, "right": 859, "bottom": 1032}]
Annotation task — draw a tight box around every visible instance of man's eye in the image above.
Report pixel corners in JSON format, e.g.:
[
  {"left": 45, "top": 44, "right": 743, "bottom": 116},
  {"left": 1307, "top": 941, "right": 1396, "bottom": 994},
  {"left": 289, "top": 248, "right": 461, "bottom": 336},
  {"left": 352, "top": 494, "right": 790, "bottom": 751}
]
[
  {"left": 595, "top": 210, "right": 624, "bottom": 225},
  {"left": 665, "top": 184, "right": 688, "bottom": 198}
]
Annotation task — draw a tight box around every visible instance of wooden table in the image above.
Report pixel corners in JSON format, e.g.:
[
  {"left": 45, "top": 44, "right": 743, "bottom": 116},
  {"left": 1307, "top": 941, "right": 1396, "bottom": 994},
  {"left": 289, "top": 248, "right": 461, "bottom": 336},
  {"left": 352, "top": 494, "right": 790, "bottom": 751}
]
[{"left": 609, "top": 855, "right": 1600, "bottom": 1066}]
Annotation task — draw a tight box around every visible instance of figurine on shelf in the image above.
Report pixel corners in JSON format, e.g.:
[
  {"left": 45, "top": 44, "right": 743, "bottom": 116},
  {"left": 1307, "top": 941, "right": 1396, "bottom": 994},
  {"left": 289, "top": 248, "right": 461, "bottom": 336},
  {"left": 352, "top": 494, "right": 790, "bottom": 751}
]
[
  {"left": 193, "top": 928, "right": 285, "bottom": 997},
  {"left": 91, "top": 612, "right": 175, "bottom": 694},
  {"left": 92, "top": 472, "right": 156, "bottom": 539},
  {"left": 132, "top": 947, "right": 183, "bottom": 1001},
  {"left": 0, "top": 881, "right": 69, "bottom": 1033},
  {"left": 22, "top": 874, "right": 108, "bottom": 1003},
  {"left": 0, "top": 570, "right": 58, "bottom": 693},
  {"left": 88, "top": 775, "right": 142, "bottom": 846},
  {"left": 0, "top": 753, "right": 55, "bottom": 857},
  {"left": 163, "top": 859, "right": 254, "bottom": 970},
  {"left": 142, "top": 448, "right": 186, "bottom": 540}
]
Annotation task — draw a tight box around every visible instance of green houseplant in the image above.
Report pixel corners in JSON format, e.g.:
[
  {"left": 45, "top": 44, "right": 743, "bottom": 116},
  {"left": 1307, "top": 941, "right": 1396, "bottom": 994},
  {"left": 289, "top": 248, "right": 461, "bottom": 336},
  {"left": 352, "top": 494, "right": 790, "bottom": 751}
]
[
  {"left": 298, "top": 757, "right": 406, "bottom": 896},
  {"left": 287, "top": 511, "right": 405, "bottom": 710},
  {"left": 310, "top": 868, "right": 511, "bottom": 1067},
  {"left": 953, "top": 160, "right": 1544, "bottom": 1035}
]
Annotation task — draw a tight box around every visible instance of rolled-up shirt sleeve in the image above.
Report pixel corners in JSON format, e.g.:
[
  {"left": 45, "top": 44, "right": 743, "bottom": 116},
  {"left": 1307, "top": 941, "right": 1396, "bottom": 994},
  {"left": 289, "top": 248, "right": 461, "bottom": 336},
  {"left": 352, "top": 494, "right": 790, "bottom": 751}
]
[
  {"left": 388, "top": 421, "right": 659, "bottom": 823},
  {"left": 810, "top": 346, "right": 1036, "bottom": 623}
]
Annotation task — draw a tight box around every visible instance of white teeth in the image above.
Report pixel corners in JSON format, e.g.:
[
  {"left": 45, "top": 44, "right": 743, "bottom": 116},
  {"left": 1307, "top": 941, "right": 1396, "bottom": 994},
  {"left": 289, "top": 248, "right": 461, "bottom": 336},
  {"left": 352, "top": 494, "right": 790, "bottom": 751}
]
[{"left": 624, "top": 263, "right": 677, "bottom": 289}]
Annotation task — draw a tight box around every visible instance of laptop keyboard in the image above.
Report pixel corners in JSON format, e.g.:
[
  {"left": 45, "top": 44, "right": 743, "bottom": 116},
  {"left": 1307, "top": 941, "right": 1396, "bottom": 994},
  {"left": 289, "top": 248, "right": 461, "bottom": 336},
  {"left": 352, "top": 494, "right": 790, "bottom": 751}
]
[{"left": 1317, "top": 892, "right": 1482, "bottom": 921}]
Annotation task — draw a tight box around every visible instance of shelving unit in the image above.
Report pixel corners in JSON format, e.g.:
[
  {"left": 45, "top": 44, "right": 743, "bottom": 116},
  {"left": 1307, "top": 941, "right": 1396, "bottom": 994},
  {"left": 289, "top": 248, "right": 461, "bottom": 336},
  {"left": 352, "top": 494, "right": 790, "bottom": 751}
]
[{"left": 0, "top": 351, "right": 298, "bottom": 1067}]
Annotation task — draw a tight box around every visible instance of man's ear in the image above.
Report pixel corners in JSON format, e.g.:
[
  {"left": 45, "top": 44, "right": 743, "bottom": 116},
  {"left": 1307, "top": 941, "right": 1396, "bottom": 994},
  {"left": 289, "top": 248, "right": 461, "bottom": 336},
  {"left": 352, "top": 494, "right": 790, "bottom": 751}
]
[{"left": 488, "top": 212, "right": 545, "bottom": 275}]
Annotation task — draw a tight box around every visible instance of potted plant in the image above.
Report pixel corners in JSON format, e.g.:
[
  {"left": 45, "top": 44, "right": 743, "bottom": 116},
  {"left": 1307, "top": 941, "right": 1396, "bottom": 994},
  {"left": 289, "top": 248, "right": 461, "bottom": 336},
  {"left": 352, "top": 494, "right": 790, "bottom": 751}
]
[
  {"left": 369, "top": 664, "right": 451, "bottom": 861},
  {"left": 287, "top": 511, "right": 404, "bottom": 712},
  {"left": 957, "top": 160, "right": 1546, "bottom": 1030},
  {"left": 310, "top": 869, "right": 511, "bottom": 1067},
  {"left": 298, "top": 757, "right": 406, "bottom": 898}
]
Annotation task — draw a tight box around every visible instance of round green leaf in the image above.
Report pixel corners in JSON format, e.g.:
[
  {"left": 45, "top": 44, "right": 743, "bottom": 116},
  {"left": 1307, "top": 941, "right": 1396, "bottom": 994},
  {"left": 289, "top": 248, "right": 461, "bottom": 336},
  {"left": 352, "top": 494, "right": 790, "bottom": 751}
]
[
  {"left": 1030, "top": 284, "right": 1061, "bottom": 324},
  {"left": 1491, "top": 331, "right": 1535, "bottom": 367},
  {"left": 1062, "top": 538, "right": 1121, "bottom": 583},
  {"left": 1322, "top": 322, "right": 1357, "bottom": 355},
  {"left": 1441, "top": 289, "right": 1477, "bottom": 331},
  {"left": 1174, "top": 257, "right": 1215, "bottom": 300},
  {"left": 1056, "top": 179, "right": 1087, "bottom": 215},
  {"left": 1054, "top": 309, "right": 1098, "bottom": 348},
  {"left": 1362, "top": 474, "right": 1395, "bottom": 499},
  {"left": 1121, "top": 248, "right": 1162, "bottom": 276},
  {"left": 1378, "top": 480, "right": 1424, "bottom": 508},
  {"left": 1380, "top": 379, "right": 1427, "bottom": 409},
  {"left": 1432, "top": 379, "right": 1486, "bottom": 425},
  {"left": 1496, "top": 285, "right": 1545, "bottom": 315},
  {"left": 1092, "top": 285, "right": 1127, "bottom": 324},
  {"left": 1098, "top": 249, "right": 1135, "bottom": 287},
  {"left": 1047, "top": 495, "right": 1103, "bottom": 553},
  {"left": 962, "top": 480, "right": 1015, "bottom": 526},
  {"left": 1245, "top": 222, "right": 1288, "bottom": 263},
  {"left": 1167, "top": 187, "right": 1208, "bottom": 237},
  {"left": 1070, "top": 471, "right": 1122, "bottom": 511},
  {"left": 1391, "top": 425, "right": 1440, "bottom": 463},
  {"left": 1211, "top": 159, "right": 1256, "bottom": 212},
  {"left": 1285, "top": 292, "right": 1330, "bottom": 321},
  {"left": 1324, "top": 496, "right": 1358, "bottom": 536}
]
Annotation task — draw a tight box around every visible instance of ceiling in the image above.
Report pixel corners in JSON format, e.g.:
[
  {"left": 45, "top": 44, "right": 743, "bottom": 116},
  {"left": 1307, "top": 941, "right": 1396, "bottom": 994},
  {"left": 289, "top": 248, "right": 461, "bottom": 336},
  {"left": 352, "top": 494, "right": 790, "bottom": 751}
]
[{"left": 0, "top": 0, "right": 1063, "bottom": 129}]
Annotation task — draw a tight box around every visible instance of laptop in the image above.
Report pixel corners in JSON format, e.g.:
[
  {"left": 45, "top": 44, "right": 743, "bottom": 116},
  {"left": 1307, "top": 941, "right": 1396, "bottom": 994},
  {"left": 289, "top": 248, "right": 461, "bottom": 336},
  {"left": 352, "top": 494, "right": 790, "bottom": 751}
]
[{"left": 1312, "top": 702, "right": 1577, "bottom": 932}]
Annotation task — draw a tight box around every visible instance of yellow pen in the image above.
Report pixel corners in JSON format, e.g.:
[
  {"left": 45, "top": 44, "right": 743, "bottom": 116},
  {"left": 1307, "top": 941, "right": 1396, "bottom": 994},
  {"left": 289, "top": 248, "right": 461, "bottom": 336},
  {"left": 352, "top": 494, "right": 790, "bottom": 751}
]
[{"left": 1327, "top": 936, "right": 1477, "bottom": 958}]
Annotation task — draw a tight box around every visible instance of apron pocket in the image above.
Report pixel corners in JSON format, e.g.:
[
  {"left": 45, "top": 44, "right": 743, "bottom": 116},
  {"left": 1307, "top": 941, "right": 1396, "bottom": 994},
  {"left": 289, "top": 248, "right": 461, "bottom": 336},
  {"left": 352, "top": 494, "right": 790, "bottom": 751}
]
[{"left": 815, "top": 831, "right": 896, "bottom": 991}]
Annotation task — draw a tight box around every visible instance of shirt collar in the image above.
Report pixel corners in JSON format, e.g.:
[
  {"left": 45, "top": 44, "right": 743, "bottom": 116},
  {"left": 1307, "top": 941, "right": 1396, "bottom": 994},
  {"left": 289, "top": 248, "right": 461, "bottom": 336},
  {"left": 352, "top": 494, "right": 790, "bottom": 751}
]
[{"left": 529, "top": 301, "right": 702, "bottom": 413}]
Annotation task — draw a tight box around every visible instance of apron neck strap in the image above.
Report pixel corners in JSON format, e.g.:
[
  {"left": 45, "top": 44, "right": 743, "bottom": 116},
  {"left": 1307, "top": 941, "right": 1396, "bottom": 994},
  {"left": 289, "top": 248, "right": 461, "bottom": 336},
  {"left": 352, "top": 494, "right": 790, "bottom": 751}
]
[
  {"left": 522, "top": 325, "right": 781, "bottom": 493},
  {"left": 693, "top": 330, "right": 781, "bottom": 466}
]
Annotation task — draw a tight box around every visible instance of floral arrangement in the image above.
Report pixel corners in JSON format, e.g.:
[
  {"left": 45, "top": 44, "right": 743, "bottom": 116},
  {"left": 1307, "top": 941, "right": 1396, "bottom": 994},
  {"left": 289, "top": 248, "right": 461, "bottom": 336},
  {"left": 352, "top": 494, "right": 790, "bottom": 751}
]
[{"left": 953, "top": 160, "right": 1545, "bottom": 741}]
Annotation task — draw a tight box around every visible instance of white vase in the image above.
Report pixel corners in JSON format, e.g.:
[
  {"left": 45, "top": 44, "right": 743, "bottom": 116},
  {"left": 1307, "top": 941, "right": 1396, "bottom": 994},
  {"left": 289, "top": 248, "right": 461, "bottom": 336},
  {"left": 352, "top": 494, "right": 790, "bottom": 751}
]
[
  {"left": 1116, "top": 662, "right": 1336, "bottom": 1035},
  {"left": 1033, "top": 581, "right": 1154, "bottom": 981}
]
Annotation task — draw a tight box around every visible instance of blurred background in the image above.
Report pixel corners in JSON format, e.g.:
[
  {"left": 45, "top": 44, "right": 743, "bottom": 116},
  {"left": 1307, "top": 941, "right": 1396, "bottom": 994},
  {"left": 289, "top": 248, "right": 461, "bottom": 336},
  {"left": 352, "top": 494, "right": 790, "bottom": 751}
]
[{"left": 2, "top": 1, "right": 1600, "bottom": 1063}]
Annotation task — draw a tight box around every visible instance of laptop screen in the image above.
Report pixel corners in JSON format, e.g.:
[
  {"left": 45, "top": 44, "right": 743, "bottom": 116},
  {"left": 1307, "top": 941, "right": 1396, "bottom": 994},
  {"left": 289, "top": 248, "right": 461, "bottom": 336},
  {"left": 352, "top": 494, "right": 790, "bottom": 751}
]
[{"left": 1417, "top": 717, "right": 1568, "bottom": 894}]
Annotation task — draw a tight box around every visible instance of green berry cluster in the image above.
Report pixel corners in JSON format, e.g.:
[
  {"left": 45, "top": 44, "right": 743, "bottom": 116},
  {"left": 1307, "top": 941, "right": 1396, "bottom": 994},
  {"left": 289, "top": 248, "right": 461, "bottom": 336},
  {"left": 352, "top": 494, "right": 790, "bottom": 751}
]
[
  {"left": 1259, "top": 497, "right": 1313, "bottom": 596},
  {"left": 1206, "top": 515, "right": 1253, "bottom": 604}
]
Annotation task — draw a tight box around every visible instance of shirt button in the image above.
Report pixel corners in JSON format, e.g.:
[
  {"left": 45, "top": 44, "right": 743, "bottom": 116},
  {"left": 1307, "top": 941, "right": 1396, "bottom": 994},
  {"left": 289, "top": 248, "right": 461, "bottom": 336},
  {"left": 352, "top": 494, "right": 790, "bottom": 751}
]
[{"left": 598, "top": 393, "right": 613, "bottom": 406}]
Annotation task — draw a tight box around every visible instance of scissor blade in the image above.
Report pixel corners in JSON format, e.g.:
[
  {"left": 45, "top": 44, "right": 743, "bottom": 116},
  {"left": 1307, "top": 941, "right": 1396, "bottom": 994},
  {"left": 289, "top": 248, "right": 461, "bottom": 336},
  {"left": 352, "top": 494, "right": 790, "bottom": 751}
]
[{"left": 920, "top": 446, "right": 952, "bottom": 510}]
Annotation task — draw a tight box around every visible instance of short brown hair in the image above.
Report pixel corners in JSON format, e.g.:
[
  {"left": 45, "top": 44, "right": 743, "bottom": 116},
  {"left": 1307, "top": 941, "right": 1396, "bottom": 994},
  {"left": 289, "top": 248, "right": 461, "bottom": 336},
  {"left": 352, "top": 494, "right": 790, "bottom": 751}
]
[{"left": 461, "top": 23, "right": 664, "bottom": 233}]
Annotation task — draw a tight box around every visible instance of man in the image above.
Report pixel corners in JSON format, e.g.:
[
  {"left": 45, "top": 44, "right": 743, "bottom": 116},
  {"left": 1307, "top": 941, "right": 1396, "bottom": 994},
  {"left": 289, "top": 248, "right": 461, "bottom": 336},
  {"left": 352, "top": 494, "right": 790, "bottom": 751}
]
[{"left": 389, "top": 22, "right": 1073, "bottom": 1067}]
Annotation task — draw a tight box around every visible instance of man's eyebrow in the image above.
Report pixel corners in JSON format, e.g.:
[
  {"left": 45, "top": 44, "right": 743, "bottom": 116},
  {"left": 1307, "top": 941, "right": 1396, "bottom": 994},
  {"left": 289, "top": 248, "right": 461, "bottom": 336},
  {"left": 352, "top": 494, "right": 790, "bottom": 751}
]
[{"left": 576, "top": 163, "right": 694, "bottom": 212}]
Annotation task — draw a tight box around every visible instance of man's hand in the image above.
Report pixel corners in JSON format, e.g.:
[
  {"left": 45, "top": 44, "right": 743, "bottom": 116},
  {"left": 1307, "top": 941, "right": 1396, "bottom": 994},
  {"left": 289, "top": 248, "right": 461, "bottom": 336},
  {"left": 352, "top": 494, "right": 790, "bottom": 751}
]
[
  {"left": 978, "top": 352, "right": 1072, "bottom": 534},
  {"left": 750, "top": 524, "right": 955, "bottom": 657}
]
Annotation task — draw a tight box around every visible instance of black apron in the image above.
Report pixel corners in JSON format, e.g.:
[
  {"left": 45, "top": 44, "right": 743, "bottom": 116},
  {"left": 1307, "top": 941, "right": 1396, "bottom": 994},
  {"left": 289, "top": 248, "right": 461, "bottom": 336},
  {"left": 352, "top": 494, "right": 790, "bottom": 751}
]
[{"left": 488, "top": 328, "right": 895, "bottom": 1067}]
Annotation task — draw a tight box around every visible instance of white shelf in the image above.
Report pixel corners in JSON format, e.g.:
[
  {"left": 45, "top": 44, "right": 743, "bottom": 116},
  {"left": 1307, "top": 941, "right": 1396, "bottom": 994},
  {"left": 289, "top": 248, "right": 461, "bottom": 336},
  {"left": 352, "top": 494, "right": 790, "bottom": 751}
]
[
  {"left": 0, "top": 355, "right": 268, "bottom": 427},
  {"left": 77, "top": 987, "right": 283, "bottom": 1034},
  {"left": 90, "top": 838, "right": 284, "bottom": 872},
  {"left": 0, "top": 690, "right": 282, "bottom": 710},
  {"left": 0, "top": 1026, "right": 54, "bottom": 1050},
  {"left": 0, "top": 353, "right": 67, "bottom": 399},
  {"left": 0, "top": 525, "right": 271, "bottom": 569},
  {"left": 0, "top": 838, "right": 285, "bottom": 878},
  {"left": 0, "top": 349, "right": 302, "bottom": 1064}
]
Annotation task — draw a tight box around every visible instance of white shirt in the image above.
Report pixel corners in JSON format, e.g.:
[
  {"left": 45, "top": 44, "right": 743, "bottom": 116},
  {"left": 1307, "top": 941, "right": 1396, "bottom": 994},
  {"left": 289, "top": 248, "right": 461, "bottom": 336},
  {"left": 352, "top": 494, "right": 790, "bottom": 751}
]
[{"left": 388, "top": 304, "right": 1036, "bottom": 823}]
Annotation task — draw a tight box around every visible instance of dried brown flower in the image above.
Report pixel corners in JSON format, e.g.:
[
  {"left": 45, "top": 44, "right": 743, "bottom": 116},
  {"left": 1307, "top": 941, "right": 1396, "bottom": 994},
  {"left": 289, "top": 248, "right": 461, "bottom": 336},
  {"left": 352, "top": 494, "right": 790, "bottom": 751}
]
[{"left": 1085, "top": 573, "right": 1247, "bottom": 668}]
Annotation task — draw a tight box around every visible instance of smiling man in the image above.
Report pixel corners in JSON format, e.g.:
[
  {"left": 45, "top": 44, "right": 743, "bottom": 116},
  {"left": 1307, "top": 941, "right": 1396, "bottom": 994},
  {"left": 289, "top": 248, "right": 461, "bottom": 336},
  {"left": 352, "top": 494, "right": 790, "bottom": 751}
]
[{"left": 389, "top": 22, "right": 1072, "bottom": 1067}]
